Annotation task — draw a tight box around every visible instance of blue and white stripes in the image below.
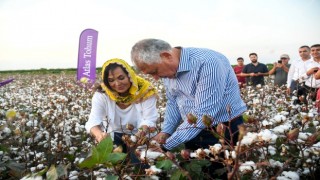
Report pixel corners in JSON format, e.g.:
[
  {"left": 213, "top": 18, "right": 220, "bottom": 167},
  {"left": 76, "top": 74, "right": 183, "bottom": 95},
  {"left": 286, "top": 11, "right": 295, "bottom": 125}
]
[{"left": 162, "top": 47, "right": 247, "bottom": 150}]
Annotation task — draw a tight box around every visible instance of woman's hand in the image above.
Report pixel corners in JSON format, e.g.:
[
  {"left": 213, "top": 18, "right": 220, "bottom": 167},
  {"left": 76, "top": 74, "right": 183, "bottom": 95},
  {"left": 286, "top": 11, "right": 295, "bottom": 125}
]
[
  {"left": 95, "top": 132, "right": 109, "bottom": 143},
  {"left": 90, "top": 126, "right": 108, "bottom": 143}
]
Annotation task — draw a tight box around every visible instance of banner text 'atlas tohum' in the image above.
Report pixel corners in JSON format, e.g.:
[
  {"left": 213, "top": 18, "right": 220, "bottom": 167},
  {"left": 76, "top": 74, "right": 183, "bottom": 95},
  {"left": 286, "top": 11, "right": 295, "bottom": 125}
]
[{"left": 77, "top": 29, "right": 98, "bottom": 84}]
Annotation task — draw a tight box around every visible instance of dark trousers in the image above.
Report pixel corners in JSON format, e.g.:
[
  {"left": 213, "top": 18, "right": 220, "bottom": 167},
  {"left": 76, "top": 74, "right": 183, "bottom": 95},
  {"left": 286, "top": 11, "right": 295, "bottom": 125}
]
[
  {"left": 113, "top": 132, "right": 149, "bottom": 169},
  {"left": 290, "top": 80, "right": 300, "bottom": 96},
  {"left": 297, "top": 85, "right": 318, "bottom": 102},
  {"left": 184, "top": 116, "right": 243, "bottom": 180}
]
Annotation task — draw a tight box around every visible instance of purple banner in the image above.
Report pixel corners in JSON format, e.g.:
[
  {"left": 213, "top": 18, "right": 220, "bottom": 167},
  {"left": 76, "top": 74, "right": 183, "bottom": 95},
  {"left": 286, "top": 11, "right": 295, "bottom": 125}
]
[
  {"left": 77, "top": 29, "right": 98, "bottom": 84},
  {"left": 0, "top": 78, "right": 14, "bottom": 87}
]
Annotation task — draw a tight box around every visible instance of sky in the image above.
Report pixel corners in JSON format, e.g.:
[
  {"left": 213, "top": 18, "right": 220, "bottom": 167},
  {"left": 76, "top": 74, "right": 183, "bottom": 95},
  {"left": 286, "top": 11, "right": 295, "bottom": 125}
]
[{"left": 0, "top": 0, "right": 319, "bottom": 71}]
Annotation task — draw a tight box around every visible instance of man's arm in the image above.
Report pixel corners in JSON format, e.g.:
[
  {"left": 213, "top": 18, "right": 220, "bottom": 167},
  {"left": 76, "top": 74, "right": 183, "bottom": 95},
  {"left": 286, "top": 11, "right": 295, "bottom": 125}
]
[{"left": 268, "top": 63, "right": 277, "bottom": 75}]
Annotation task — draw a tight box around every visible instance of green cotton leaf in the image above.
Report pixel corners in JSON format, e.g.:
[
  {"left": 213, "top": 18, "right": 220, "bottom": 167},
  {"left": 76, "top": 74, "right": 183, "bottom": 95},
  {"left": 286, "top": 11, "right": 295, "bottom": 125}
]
[
  {"left": 5, "top": 160, "right": 25, "bottom": 172},
  {"left": 108, "top": 153, "right": 127, "bottom": 165},
  {"left": 35, "top": 167, "right": 49, "bottom": 176},
  {"left": 56, "top": 164, "right": 70, "bottom": 178},
  {"left": 95, "top": 136, "right": 114, "bottom": 163},
  {"left": 192, "top": 160, "right": 211, "bottom": 167},
  {"left": 304, "top": 126, "right": 316, "bottom": 133},
  {"left": 46, "top": 165, "right": 58, "bottom": 180},
  {"left": 171, "top": 170, "right": 187, "bottom": 180},
  {"left": 105, "top": 175, "right": 119, "bottom": 180},
  {"left": 184, "top": 160, "right": 210, "bottom": 177},
  {"left": 213, "top": 167, "right": 227, "bottom": 176},
  {"left": 189, "top": 163, "right": 202, "bottom": 176},
  {"left": 78, "top": 155, "right": 98, "bottom": 169},
  {"left": 156, "top": 159, "right": 173, "bottom": 171},
  {"left": 79, "top": 136, "right": 114, "bottom": 168}
]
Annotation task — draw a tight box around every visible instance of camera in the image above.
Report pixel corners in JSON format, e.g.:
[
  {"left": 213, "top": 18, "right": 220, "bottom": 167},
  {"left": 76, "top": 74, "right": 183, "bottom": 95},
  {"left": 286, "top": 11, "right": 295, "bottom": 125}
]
[{"left": 278, "top": 60, "right": 282, "bottom": 63}]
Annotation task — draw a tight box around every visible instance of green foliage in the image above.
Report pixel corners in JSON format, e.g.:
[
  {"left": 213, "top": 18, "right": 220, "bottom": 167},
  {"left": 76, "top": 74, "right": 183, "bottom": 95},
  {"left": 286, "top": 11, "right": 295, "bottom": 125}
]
[
  {"left": 46, "top": 164, "right": 70, "bottom": 180},
  {"left": 171, "top": 170, "right": 187, "bottom": 180},
  {"left": 105, "top": 175, "right": 119, "bottom": 180},
  {"left": 156, "top": 159, "right": 173, "bottom": 171},
  {"left": 78, "top": 136, "right": 127, "bottom": 169},
  {"left": 183, "top": 160, "right": 211, "bottom": 179},
  {"left": 0, "top": 160, "right": 25, "bottom": 178},
  {"left": 108, "top": 152, "right": 127, "bottom": 165}
]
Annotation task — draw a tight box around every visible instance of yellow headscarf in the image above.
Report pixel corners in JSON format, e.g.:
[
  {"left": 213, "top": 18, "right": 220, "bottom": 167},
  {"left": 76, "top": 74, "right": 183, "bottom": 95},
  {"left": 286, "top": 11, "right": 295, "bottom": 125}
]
[{"left": 101, "top": 58, "right": 156, "bottom": 105}]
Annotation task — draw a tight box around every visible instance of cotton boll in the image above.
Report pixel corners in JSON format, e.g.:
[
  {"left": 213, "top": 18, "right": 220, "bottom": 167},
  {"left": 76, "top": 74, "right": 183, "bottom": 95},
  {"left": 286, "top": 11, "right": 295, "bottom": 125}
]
[
  {"left": 209, "top": 144, "right": 222, "bottom": 155},
  {"left": 278, "top": 171, "right": 300, "bottom": 180},
  {"left": 280, "top": 111, "right": 289, "bottom": 116},
  {"left": 239, "top": 161, "right": 256, "bottom": 173},
  {"left": 298, "top": 132, "right": 311, "bottom": 141},
  {"left": 140, "top": 150, "right": 164, "bottom": 162},
  {"left": 268, "top": 146, "right": 277, "bottom": 155},
  {"left": 231, "top": 151, "right": 237, "bottom": 159},
  {"left": 273, "top": 124, "right": 292, "bottom": 134},
  {"left": 30, "top": 167, "right": 36, "bottom": 172},
  {"left": 238, "top": 132, "right": 258, "bottom": 146},
  {"left": 273, "top": 114, "right": 286, "bottom": 123},
  {"left": 269, "top": 159, "right": 283, "bottom": 167},
  {"left": 37, "top": 164, "right": 44, "bottom": 169},
  {"left": 258, "top": 129, "right": 278, "bottom": 143},
  {"left": 130, "top": 135, "right": 137, "bottom": 143},
  {"left": 262, "top": 120, "right": 272, "bottom": 126}
]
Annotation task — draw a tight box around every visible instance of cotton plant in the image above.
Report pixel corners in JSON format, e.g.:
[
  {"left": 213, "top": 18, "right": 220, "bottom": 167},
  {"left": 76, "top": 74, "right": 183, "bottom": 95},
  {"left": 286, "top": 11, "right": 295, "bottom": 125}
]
[{"left": 1, "top": 74, "right": 320, "bottom": 179}]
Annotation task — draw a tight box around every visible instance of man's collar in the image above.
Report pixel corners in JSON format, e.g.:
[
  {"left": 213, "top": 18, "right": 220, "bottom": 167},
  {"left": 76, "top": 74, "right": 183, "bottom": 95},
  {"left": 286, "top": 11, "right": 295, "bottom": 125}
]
[{"left": 176, "top": 47, "right": 190, "bottom": 74}]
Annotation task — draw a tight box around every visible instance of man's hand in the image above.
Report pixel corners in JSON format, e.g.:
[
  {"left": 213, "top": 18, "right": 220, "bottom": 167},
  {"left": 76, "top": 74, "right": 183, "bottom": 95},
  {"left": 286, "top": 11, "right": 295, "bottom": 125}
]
[{"left": 152, "top": 132, "right": 170, "bottom": 144}]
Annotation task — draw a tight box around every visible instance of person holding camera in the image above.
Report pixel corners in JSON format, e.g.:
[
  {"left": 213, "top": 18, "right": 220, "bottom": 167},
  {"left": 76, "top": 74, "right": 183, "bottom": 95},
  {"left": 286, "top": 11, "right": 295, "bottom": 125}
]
[{"left": 268, "top": 54, "right": 291, "bottom": 87}]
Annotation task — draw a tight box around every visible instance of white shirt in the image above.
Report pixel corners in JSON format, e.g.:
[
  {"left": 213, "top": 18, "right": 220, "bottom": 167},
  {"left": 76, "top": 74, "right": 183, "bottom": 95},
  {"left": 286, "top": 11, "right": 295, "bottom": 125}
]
[
  {"left": 299, "top": 60, "right": 320, "bottom": 88},
  {"left": 85, "top": 92, "right": 158, "bottom": 138},
  {"left": 287, "top": 58, "right": 312, "bottom": 88}
]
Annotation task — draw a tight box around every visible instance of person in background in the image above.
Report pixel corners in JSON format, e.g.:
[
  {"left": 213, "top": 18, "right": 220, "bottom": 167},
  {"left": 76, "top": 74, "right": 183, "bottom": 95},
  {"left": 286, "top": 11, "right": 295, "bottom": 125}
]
[
  {"left": 131, "top": 38, "right": 246, "bottom": 179},
  {"left": 312, "top": 44, "right": 320, "bottom": 79},
  {"left": 310, "top": 44, "right": 320, "bottom": 107},
  {"left": 233, "top": 57, "right": 246, "bottom": 88},
  {"left": 268, "top": 54, "right": 290, "bottom": 87},
  {"left": 241, "top": 53, "right": 269, "bottom": 86},
  {"left": 85, "top": 58, "right": 158, "bottom": 165},
  {"left": 286, "top": 46, "right": 311, "bottom": 95},
  {"left": 296, "top": 44, "right": 320, "bottom": 103}
]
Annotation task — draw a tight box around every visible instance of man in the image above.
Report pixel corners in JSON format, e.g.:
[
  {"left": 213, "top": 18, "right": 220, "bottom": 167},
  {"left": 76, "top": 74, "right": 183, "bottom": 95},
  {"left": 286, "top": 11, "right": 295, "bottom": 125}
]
[
  {"left": 233, "top": 57, "right": 246, "bottom": 88},
  {"left": 297, "top": 44, "right": 320, "bottom": 102},
  {"left": 286, "top": 46, "right": 311, "bottom": 95},
  {"left": 241, "top": 53, "right": 269, "bottom": 86},
  {"left": 131, "top": 39, "right": 247, "bottom": 152},
  {"left": 268, "top": 54, "right": 290, "bottom": 87}
]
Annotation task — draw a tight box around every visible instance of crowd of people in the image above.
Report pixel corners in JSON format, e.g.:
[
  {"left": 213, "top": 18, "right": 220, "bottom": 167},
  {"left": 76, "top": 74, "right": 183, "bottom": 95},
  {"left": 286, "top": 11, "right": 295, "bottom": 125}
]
[
  {"left": 84, "top": 39, "right": 319, "bottom": 178},
  {"left": 233, "top": 44, "right": 320, "bottom": 104}
]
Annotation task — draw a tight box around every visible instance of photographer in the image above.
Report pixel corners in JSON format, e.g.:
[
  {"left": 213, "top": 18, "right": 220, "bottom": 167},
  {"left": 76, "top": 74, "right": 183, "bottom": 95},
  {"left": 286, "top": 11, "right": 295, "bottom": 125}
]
[{"left": 269, "top": 54, "right": 291, "bottom": 87}]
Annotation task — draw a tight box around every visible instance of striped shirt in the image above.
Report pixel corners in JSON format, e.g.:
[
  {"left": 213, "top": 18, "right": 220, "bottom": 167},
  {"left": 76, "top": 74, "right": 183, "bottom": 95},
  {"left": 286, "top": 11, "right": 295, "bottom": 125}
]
[{"left": 162, "top": 47, "right": 247, "bottom": 150}]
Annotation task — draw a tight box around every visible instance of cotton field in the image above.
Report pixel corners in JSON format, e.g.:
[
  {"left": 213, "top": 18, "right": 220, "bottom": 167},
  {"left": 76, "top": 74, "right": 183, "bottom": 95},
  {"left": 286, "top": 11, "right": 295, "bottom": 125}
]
[{"left": 0, "top": 73, "right": 319, "bottom": 180}]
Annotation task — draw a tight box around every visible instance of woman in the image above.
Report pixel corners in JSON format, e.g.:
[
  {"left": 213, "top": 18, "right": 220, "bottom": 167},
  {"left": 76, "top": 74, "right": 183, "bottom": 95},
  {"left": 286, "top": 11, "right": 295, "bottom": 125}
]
[{"left": 85, "top": 58, "right": 158, "bottom": 151}]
